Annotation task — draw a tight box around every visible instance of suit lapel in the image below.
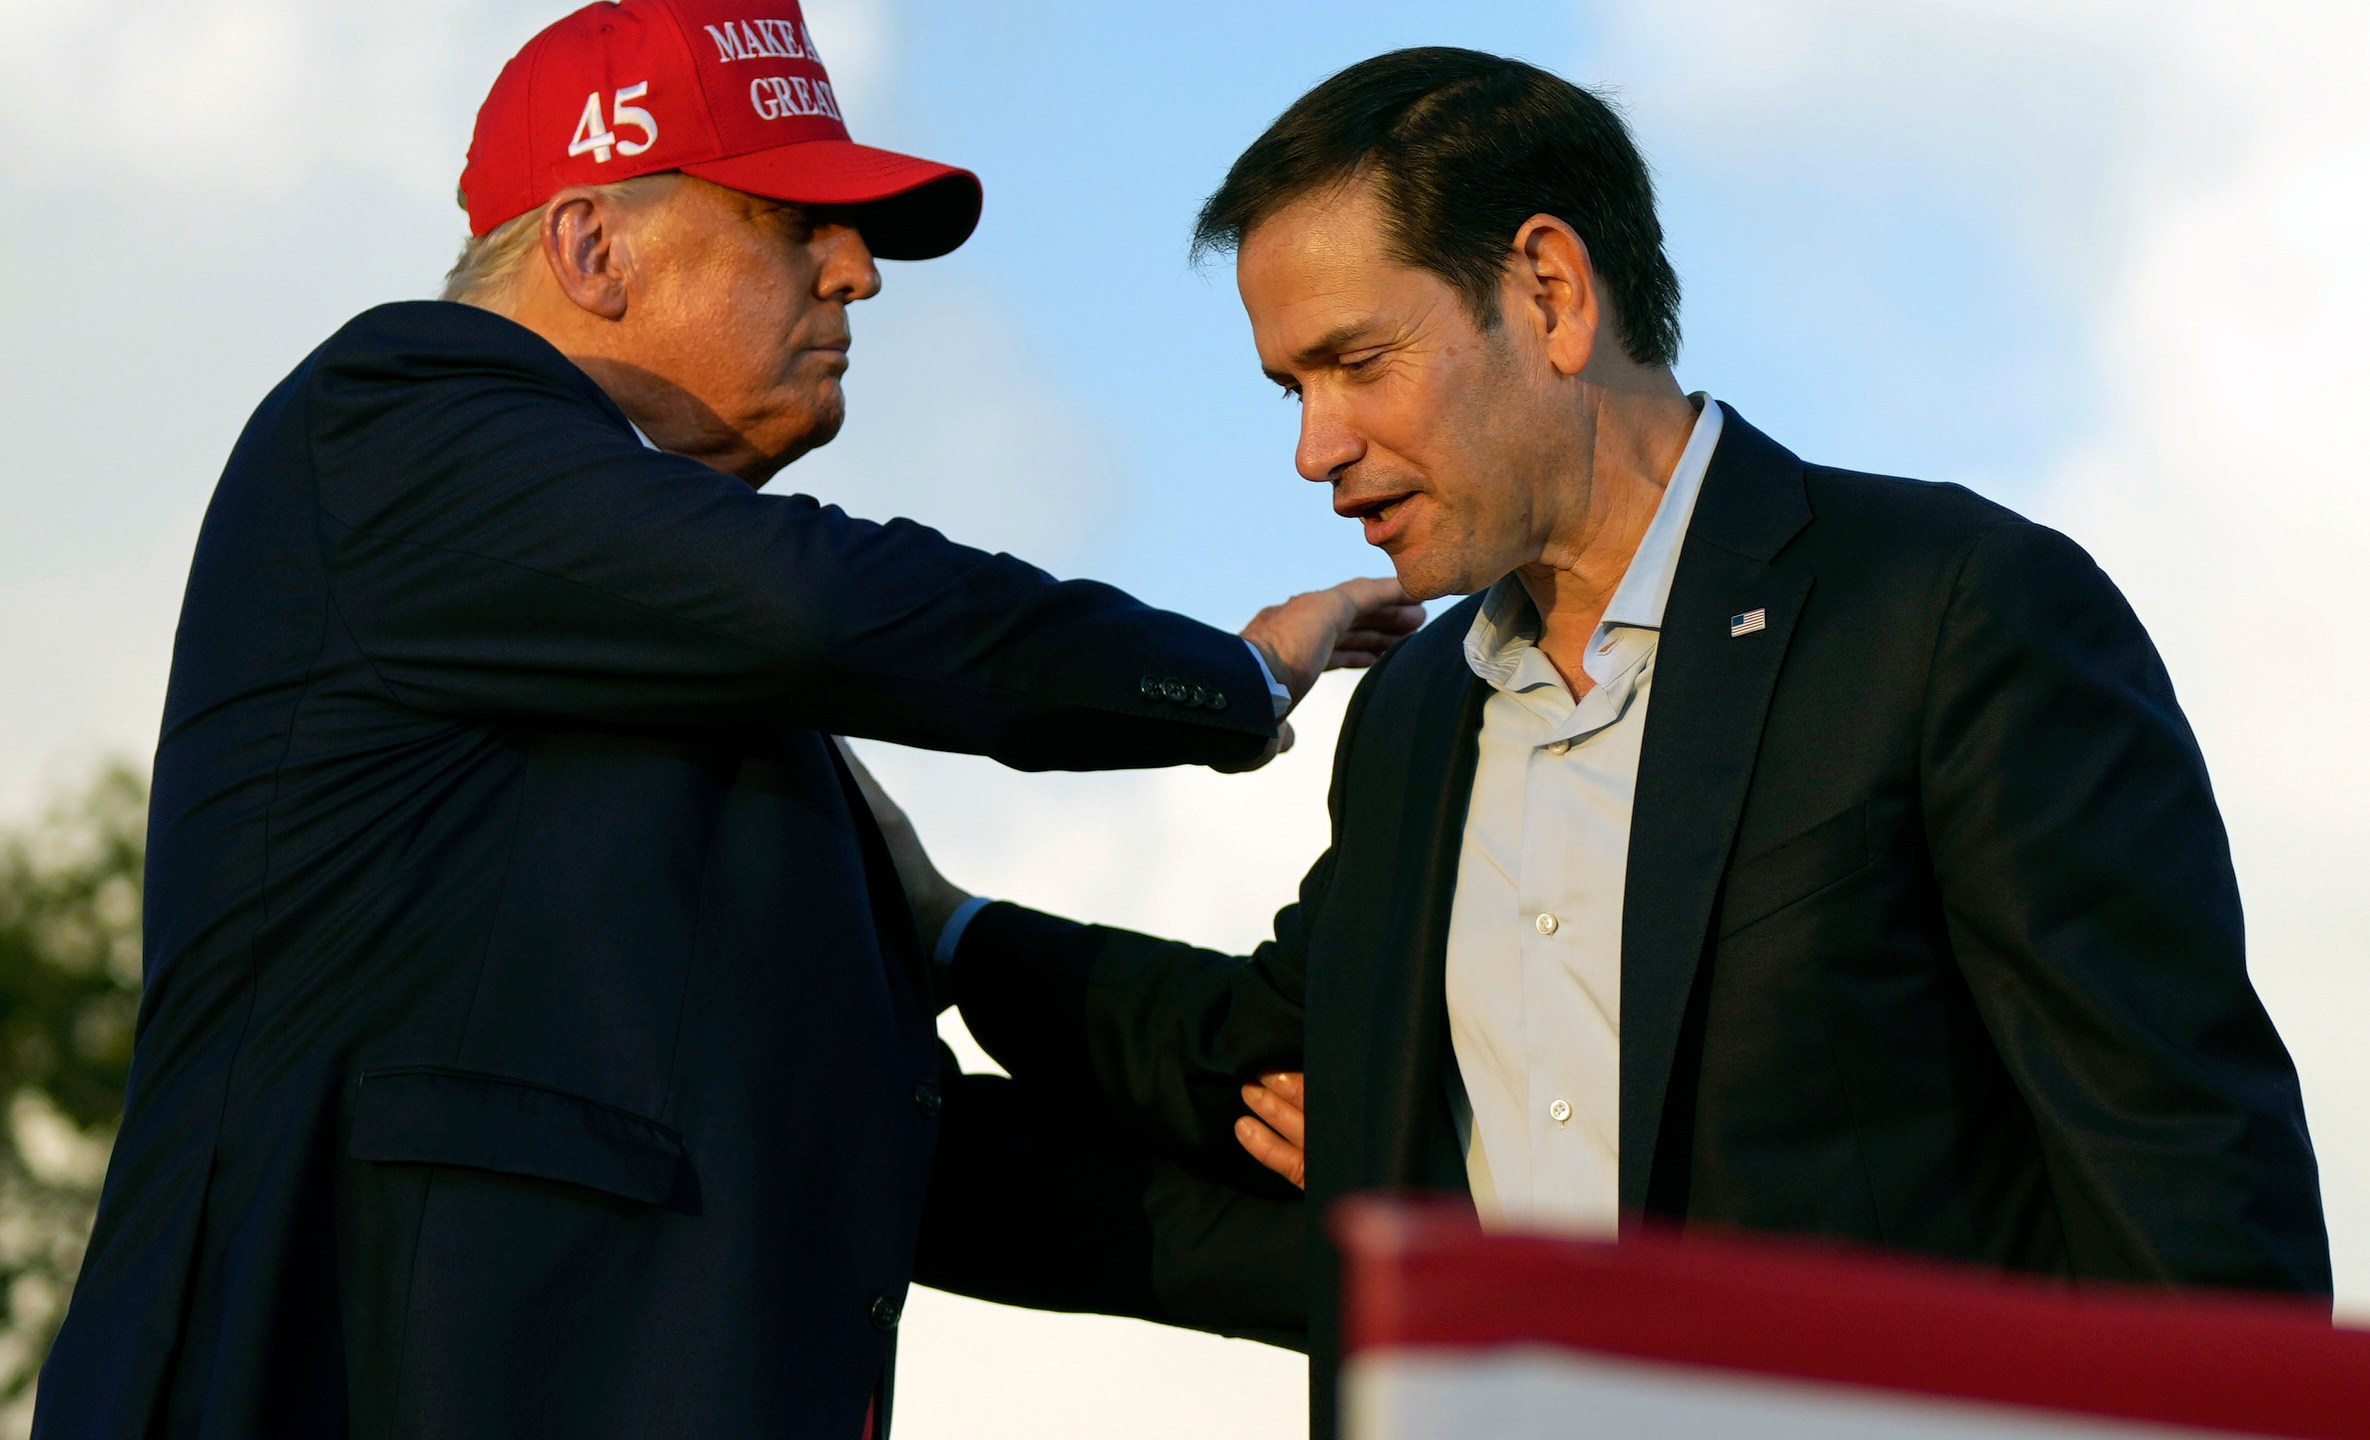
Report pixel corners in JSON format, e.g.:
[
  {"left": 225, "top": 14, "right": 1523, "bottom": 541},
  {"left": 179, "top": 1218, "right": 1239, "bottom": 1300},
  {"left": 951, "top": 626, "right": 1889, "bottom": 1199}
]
[
  {"left": 1357, "top": 617, "right": 1488, "bottom": 1191},
  {"left": 1619, "top": 407, "right": 1814, "bottom": 1217}
]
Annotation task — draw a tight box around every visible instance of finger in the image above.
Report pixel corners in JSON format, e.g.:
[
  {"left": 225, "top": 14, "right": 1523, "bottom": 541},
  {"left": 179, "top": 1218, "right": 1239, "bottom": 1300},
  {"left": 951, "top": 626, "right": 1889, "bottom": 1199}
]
[
  {"left": 1256, "top": 1072, "right": 1307, "bottom": 1131},
  {"left": 1262, "top": 1071, "right": 1306, "bottom": 1107},
  {"left": 1243, "top": 1078, "right": 1304, "bottom": 1147},
  {"left": 1332, "top": 611, "right": 1424, "bottom": 654},
  {"left": 1234, "top": 1114, "right": 1307, "bottom": 1189},
  {"left": 1336, "top": 625, "right": 1415, "bottom": 653},
  {"left": 1332, "top": 575, "right": 1412, "bottom": 613},
  {"left": 1348, "top": 600, "right": 1424, "bottom": 636},
  {"left": 1251, "top": 1080, "right": 1308, "bottom": 1146},
  {"left": 1277, "top": 719, "right": 1296, "bottom": 754},
  {"left": 1336, "top": 622, "right": 1421, "bottom": 649},
  {"left": 1325, "top": 636, "right": 1404, "bottom": 668}
]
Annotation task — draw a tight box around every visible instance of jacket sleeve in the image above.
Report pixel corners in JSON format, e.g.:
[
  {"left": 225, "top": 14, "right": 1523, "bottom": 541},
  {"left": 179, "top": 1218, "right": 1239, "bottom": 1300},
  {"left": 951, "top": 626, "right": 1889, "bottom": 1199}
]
[
  {"left": 913, "top": 1065, "right": 1306, "bottom": 1347},
  {"left": 1920, "top": 522, "right": 2330, "bottom": 1292},
  {"left": 949, "top": 657, "right": 1393, "bottom": 1174},
  {"left": 302, "top": 309, "right": 1270, "bottom": 772},
  {"left": 947, "top": 889, "right": 1314, "bottom": 1187}
]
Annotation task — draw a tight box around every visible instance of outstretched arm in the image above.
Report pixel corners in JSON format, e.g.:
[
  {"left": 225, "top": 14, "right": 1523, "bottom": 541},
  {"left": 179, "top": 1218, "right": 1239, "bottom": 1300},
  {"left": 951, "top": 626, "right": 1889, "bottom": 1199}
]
[{"left": 310, "top": 306, "right": 1417, "bottom": 773}]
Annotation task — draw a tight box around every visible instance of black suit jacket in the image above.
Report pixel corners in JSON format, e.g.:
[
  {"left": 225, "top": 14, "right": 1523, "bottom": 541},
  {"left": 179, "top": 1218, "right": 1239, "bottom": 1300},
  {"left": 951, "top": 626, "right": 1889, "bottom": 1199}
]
[
  {"left": 950, "top": 406, "right": 2330, "bottom": 1438},
  {"left": 33, "top": 301, "right": 1274, "bottom": 1440}
]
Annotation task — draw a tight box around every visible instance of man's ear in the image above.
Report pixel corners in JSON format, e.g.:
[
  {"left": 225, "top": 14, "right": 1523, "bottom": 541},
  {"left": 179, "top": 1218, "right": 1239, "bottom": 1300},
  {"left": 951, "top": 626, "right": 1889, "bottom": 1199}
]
[
  {"left": 540, "top": 187, "right": 631, "bottom": 321},
  {"left": 1509, "top": 214, "right": 1602, "bottom": 378}
]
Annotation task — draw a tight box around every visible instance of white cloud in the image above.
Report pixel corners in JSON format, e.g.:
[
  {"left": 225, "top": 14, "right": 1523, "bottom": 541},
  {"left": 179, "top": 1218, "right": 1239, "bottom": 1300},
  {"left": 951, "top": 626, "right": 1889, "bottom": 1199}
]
[
  {"left": 0, "top": 0, "right": 897, "bottom": 207},
  {"left": 0, "top": 0, "right": 526, "bottom": 202}
]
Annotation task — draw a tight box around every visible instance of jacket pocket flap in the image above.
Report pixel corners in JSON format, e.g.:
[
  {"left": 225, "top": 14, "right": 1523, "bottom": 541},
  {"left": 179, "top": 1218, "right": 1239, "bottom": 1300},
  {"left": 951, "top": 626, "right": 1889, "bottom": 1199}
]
[
  {"left": 1716, "top": 801, "right": 1875, "bottom": 939},
  {"left": 350, "top": 1066, "right": 683, "bottom": 1206}
]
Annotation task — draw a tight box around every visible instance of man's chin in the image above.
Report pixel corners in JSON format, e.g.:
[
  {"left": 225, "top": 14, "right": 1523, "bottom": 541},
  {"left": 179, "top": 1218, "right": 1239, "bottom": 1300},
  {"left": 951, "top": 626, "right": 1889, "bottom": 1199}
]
[
  {"left": 1378, "top": 549, "right": 1461, "bottom": 605},
  {"left": 767, "top": 396, "right": 847, "bottom": 473},
  {"left": 1379, "top": 542, "right": 1504, "bottom": 604}
]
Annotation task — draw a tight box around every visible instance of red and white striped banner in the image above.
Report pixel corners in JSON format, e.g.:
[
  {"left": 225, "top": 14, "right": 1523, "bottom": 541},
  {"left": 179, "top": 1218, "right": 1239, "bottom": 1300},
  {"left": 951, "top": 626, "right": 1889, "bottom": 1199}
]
[{"left": 1335, "top": 1201, "right": 2370, "bottom": 1439}]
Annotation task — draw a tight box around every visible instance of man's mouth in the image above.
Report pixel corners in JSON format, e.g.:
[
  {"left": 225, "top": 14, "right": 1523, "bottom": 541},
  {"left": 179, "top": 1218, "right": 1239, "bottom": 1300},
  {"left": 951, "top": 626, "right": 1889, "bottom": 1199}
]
[{"left": 1335, "top": 491, "right": 1419, "bottom": 546}]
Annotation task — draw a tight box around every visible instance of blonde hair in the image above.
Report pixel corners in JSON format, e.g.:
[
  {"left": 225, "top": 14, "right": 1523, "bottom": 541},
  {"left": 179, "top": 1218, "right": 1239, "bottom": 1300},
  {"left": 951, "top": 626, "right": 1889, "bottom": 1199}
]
[{"left": 440, "top": 175, "right": 679, "bottom": 307}]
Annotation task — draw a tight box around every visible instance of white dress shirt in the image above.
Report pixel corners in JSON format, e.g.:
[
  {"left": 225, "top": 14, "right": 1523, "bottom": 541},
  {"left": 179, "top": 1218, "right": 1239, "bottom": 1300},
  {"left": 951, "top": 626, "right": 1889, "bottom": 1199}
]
[{"left": 1445, "top": 395, "right": 1723, "bottom": 1234}]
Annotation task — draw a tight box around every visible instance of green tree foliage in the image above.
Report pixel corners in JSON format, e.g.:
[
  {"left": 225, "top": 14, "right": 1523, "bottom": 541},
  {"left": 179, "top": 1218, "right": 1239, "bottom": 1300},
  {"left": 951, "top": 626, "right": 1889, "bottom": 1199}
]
[{"left": 0, "top": 766, "right": 145, "bottom": 1420}]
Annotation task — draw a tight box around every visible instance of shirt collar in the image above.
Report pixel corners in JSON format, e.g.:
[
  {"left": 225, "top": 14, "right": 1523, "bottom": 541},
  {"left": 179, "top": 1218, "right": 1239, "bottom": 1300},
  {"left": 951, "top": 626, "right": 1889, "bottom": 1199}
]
[
  {"left": 1463, "top": 577, "right": 1550, "bottom": 692},
  {"left": 1463, "top": 393, "right": 1724, "bottom": 689},
  {"left": 1603, "top": 393, "right": 1723, "bottom": 631}
]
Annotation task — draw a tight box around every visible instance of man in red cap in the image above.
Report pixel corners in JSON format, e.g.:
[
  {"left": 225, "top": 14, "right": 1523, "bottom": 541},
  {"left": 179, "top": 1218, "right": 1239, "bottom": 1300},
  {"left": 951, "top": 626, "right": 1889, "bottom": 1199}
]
[{"left": 29, "top": 3, "right": 1416, "bottom": 1437}]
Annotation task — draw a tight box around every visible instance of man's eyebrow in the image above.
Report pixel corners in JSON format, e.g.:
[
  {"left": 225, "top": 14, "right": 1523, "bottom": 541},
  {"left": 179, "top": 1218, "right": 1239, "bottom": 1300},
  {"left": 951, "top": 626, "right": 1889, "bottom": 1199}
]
[
  {"left": 1295, "top": 321, "right": 1378, "bottom": 365},
  {"left": 1262, "top": 321, "right": 1384, "bottom": 384}
]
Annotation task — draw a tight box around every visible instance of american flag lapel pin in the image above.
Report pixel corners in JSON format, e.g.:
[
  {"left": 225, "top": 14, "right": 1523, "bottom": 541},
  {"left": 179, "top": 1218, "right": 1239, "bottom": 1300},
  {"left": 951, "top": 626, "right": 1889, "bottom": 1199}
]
[{"left": 1729, "top": 608, "right": 1768, "bottom": 637}]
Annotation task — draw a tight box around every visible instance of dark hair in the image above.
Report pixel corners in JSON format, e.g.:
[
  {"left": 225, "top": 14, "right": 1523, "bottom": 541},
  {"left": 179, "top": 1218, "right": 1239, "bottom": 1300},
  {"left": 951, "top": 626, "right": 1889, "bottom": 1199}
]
[{"left": 1192, "top": 47, "right": 1681, "bottom": 368}]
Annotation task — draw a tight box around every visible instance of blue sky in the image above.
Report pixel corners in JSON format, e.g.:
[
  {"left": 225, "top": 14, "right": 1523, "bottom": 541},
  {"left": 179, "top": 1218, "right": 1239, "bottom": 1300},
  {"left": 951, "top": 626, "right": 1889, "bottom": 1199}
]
[{"left": 797, "top": 0, "right": 2096, "bottom": 619}]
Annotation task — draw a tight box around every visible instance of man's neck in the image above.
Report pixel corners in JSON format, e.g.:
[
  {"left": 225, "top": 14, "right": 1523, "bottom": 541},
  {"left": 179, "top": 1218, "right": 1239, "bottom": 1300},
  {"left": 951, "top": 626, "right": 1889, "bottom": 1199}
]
[
  {"left": 477, "top": 293, "right": 768, "bottom": 485},
  {"left": 1517, "top": 384, "right": 1702, "bottom": 695}
]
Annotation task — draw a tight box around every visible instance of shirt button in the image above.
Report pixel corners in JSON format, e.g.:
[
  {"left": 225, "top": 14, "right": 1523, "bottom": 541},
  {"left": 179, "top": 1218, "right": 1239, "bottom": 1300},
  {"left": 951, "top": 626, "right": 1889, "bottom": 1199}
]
[
  {"left": 1545, "top": 739, "right": 1571, "bottom": 756},
  {"left": 1208, "top": 690, "right": 1228, "bottom": 711},
  {"left": 912, "top": 1081, "right": 942, "bottom": 1119},
  {"left": 870, "top": 1293, "right": 903, "bottom": 1332},
  {"left": 1160, "top": 678, "right": 1187, "bottom": 703},
  {"left": 1549, "top": 1099, "right": 1573, "bottom": 1124},
  {"left": 1535, "top": 912, "right": 1559, "bottom": 936},
  {"left": 1139, "top": 675, "right": 1161, "bottom": 700}
]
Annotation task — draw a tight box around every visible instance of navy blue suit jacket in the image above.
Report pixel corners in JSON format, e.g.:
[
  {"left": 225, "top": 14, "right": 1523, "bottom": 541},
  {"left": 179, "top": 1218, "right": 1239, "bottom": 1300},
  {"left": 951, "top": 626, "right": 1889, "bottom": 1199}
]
[{"left": 34, "top": 301, "right": 1272, "bottom": 1440}]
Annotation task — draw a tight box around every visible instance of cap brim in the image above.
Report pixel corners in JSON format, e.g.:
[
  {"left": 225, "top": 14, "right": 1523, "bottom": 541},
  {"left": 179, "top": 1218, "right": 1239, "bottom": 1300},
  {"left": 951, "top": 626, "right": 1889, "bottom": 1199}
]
[{"left": 683, "top": 141, "right": 981, "bottom": 261}]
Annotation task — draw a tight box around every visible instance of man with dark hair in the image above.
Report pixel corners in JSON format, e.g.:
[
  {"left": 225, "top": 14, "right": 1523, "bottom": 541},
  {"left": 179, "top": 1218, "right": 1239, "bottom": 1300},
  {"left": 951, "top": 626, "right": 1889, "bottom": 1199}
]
[
  {"left": 874, "top": 45, "right": 2330, "bottom": 1439},
  {"left": 1189, "top": 45, "right": 1683, "bottom": 369}
]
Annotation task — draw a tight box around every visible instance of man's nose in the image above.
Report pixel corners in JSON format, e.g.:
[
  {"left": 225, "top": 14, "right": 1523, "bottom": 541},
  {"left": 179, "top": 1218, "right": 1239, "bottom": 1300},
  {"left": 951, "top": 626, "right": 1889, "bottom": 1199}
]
[
  {"left": 816, "top": 223, "right": 882, "bottom": 303},
  {"left": 1296, "top": 401, "right": 1363, "bottom": 483}
]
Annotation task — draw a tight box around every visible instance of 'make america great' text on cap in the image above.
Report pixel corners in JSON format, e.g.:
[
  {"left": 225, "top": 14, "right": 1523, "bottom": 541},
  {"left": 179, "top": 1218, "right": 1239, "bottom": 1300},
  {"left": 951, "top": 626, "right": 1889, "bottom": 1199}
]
[{"left": 460, "top": 0, "right": 981, "bottom": 260}]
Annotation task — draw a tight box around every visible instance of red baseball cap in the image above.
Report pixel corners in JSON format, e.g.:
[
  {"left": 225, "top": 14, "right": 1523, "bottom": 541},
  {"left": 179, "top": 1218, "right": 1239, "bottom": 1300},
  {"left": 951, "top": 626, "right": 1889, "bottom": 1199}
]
[{"left": 460, "top": 0, "right": 981, "bottom": 260}]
